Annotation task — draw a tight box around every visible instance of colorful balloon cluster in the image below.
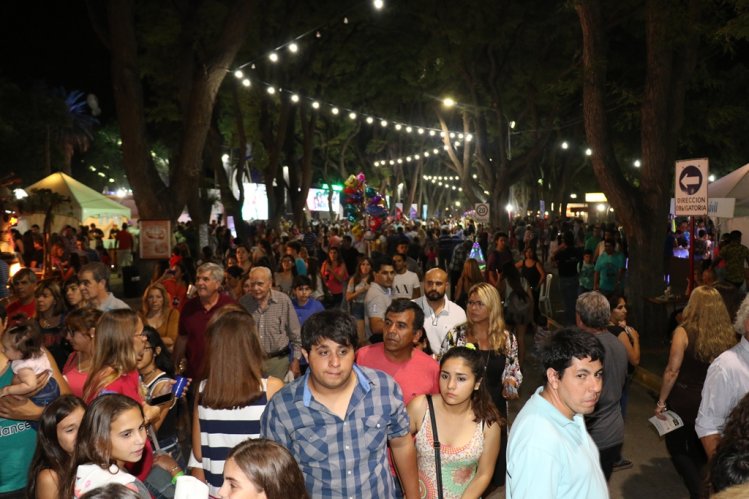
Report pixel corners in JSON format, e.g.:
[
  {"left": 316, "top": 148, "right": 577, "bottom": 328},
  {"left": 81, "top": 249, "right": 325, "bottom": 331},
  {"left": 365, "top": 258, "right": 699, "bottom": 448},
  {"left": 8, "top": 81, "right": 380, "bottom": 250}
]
[{"left": 342, "top": 172, "right": 388, "bottom": 235}]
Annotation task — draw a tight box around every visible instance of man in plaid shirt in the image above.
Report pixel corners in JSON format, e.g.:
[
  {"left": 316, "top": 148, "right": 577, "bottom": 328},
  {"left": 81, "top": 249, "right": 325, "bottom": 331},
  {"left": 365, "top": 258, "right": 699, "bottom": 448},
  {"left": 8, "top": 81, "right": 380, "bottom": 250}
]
[{"left": 261, "top": 309, "right": 419, "bottom": 498}]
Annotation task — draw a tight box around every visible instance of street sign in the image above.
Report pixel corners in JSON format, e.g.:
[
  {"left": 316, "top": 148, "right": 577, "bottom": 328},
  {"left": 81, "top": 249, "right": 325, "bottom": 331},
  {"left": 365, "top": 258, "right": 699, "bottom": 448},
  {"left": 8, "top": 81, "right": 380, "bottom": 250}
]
[
  {"left": 474, "top": 203, "right": 490, "bottom": 223},
  {"left": 674, "top": 158, "right": 708, "bottom": 216}
]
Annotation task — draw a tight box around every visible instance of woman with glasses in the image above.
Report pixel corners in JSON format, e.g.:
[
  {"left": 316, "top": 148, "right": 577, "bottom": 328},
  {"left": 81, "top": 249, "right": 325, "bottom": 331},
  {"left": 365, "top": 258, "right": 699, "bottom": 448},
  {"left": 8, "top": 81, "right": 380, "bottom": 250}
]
[
  {"left": 440, "top": 282, "right": 522, "bottom": 492},
  {"left": 137, "top": 327, "right": 183, "bottom": 467},
  {"left": 62, "top": 308, "right": 103, "bottom": 399}
]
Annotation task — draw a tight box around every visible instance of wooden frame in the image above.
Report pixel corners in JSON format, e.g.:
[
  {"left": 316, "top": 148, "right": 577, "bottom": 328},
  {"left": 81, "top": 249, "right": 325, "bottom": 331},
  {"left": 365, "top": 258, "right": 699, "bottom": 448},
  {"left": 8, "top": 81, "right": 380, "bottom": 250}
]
[{"left": 139, "top": 219, "right": 171, "bottom": 260}]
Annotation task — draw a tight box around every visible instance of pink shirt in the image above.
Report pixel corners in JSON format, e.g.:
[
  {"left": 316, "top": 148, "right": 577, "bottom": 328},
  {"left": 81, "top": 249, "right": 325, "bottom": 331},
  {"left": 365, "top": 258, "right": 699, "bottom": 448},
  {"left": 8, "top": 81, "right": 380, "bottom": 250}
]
[
  {"left": 356, "top": 343, "right": 440, "bottom": 405},
  {"left": 63, "top": 352, "right": 88, "bottom": 399}
]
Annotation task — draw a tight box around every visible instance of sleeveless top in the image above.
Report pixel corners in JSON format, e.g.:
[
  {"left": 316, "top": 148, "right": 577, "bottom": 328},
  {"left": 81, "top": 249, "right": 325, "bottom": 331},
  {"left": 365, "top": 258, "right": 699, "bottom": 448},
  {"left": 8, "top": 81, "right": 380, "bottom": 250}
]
[
  {"left": 198, "top": 378, "right": 268, "bottom": 497},
  {"left": 63, "top": 352, "right": 88, "bottom": 399},
  {"left": 667, "top": 328, "right": 710, "bottom": 426},
  {"left": 520, "top": 261, "right": 542, "bottom": 290},
  {"left": 415, "top": 406, "right": 484, "bottom": 499}
]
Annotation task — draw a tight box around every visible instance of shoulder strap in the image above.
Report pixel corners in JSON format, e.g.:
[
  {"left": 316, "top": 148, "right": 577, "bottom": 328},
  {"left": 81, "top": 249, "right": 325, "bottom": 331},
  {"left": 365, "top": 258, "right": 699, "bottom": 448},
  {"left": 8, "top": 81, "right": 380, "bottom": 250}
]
[{"left": 427, "top": 395, "right": 444, "bottom": 499}]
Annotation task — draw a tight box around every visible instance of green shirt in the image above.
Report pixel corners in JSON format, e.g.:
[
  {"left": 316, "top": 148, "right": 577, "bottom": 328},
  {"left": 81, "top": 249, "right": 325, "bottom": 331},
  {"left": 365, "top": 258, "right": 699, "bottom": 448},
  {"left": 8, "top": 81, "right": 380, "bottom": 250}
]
[{"left": 0, "top": 365, "right": 38, "bottom": 493}]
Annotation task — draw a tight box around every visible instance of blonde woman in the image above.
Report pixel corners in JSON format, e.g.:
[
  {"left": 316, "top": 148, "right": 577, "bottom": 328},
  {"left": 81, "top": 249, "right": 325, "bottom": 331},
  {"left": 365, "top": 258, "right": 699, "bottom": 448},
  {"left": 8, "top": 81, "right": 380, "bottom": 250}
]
[
  {"left": 441, "top": 282, "right": 521, "bottom": 491},
  {"left": 140, "top": 283, "right": 180, "bottom": 350},
  {"left": 654, "top": 286, "right": 737, "bottom": 499}
]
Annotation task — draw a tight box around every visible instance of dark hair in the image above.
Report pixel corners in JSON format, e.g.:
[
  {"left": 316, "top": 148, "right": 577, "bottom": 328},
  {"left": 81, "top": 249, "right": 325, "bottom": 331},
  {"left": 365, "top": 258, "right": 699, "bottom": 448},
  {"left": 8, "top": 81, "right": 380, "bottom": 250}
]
[
  {"left": 78, "top": 483, "right": 142, "bottom": 499},
  {"left": 80, "top": 262, "right": 111, "bottom": 288},
  {"left": 583, "top": 249, "right": 593, "bottom": 256},
  {"left": 501, "top": 263, "right": 529, "bottom": 302},
  {"left": 301, "top": 310, "right": 357, "bottom": 352},
  {"left": 226, "top": 439, "right": 310, "bottom": 499},
  {"left": 385, "top": 299, "right": 425, "bottom": 332},
  {"left": 372, "top": 255, "right": 394, "bottom": 273},
  {"left": 292, "top": 274, "right": 313, "bottom": 289},
  {"left": 65, "top": 395, "right": 144, "bottom": 496},
  {"left": 226, "top": 265, "right": 244, "bottom": 279},
  {"left": 65, "top": 307, "right": 103, "bottom": 334},
  {"left": 35, "top": 279, "right": 67, "bottom": 316},
  {"left": 493, "top": 232, "right": 508, "bottom": 243},
  {"left": 540, "top": 328, "right": 605, "bottom": 381},
  {"left": 607, "top": 293, "right": 626, "bottom": 311},
  {"left": 27, "top": 395, "right": 86, "bottom": 499},
  {"left": 711, "top": 392, "right": 749, "bottom": 493},
  {"left": 440, "top": 347, "right": 503, "bottom": 427},
  {"left": 141, "top": 326, "right": 175, "bottom": 377},
  {"left": 2, "top": 321, "right": 43, "bottom": 359}
]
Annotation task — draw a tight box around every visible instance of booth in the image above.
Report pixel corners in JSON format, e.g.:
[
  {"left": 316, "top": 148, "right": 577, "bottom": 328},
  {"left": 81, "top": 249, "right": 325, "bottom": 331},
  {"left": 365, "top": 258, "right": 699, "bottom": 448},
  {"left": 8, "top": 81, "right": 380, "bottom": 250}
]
[{"left": 20, "top": 172, "right": 131, "bottom": 234}]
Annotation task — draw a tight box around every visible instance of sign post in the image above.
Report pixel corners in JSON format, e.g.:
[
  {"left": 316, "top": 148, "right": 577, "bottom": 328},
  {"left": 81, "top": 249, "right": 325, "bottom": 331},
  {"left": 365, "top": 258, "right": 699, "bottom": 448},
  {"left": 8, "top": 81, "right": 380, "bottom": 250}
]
[
  {"left": 674, "top": 158, "right": 709, "bottom": 296},
  {"left": 474, "top": 203, "right": 490, "bottom": 224}
]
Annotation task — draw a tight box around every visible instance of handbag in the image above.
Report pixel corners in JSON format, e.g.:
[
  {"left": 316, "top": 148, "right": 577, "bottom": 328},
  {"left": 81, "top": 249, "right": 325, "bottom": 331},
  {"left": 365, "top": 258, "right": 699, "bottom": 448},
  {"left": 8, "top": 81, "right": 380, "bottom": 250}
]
[{"left": 427, "top": 395, "right": 444, "bottom": 499}]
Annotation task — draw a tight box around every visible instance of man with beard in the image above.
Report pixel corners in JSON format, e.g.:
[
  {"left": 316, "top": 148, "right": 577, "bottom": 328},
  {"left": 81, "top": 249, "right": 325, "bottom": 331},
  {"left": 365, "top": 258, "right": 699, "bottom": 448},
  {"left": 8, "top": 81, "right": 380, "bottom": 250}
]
[{"left": 412, "top": 268, "right": 466, "bottom": 354}]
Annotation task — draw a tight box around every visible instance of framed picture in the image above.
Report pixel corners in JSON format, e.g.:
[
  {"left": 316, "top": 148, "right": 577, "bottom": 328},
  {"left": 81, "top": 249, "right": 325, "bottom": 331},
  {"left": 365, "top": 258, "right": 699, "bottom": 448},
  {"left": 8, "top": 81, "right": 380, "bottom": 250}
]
[{"left": 139, "top": 220, "right": 171, "bottom": 260}]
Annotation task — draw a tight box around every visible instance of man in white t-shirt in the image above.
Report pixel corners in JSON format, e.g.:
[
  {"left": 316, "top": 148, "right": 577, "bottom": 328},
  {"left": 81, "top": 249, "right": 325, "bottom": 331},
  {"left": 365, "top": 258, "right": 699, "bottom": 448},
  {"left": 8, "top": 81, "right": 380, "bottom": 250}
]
[
  {"left": 392, "top": 253, "right": 421, "bottom": 299},
  {"left": 412, "top": 268, "right": 466, "bottom": 354}
]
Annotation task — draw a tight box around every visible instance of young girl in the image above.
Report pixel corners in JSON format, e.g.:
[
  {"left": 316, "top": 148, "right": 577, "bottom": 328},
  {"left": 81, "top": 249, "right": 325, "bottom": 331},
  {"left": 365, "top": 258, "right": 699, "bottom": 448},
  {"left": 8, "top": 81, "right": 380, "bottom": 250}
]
[
  {"left": 408, "top": 347, "right": 502, "bottom": 499},
  {"left": 218, "top": 439, "right": 309, "bottom": 499},
  {"left": 27, "top": 395, "right": 86, "bottom": 499},
  {"left": 0, "top": 322, "right": 60, "bottom": 406},
  {"left": 67, "top": 394, "right": 151, "bottom": 498},
  {"left": 345, "top": 256, "right": 373, "bottom": 346}
]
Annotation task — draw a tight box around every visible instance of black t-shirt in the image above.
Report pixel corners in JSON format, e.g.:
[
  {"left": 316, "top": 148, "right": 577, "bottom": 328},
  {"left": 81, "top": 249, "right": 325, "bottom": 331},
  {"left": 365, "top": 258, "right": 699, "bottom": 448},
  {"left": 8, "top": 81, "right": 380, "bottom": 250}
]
[{"left": 554, "top": 246, "right": 581, "bottom": 277}]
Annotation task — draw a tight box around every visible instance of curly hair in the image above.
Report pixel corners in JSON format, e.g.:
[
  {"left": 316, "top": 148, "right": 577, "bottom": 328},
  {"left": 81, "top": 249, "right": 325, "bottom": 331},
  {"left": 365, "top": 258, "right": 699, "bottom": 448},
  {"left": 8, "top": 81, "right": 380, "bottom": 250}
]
[{"left": 681, "top": 286, "right": 737, "bottom": 363}]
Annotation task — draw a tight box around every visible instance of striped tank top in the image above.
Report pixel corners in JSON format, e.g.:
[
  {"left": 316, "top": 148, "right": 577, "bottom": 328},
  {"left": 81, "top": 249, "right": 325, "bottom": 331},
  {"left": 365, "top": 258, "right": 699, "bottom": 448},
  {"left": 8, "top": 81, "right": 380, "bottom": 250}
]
[{"left": 198, "top": 378, "right": 268, "bottom": 497}]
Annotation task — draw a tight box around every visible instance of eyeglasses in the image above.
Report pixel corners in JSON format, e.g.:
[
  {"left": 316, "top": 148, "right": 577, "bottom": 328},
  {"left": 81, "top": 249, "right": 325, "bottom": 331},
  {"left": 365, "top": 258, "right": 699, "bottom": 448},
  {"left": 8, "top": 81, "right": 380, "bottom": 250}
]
[{"left": 467, "top": 300, "right": 486, "bottom": 308}]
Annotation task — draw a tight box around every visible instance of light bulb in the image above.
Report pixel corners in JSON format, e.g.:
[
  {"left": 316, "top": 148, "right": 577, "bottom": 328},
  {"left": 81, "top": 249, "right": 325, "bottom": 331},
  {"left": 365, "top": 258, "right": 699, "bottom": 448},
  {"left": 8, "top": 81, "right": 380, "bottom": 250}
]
[
  {"left": 331, "top": 107, "right": 339, "bottom": 115},
  {"left": 290, "top": 94, "right": 300, "bottom": 103},
  {"left": 242, "top": 79, "right": 251, "bottom": 87},
  {"left": 366, "top": 116, "right": 374, "bottom": 124},
  {"left": 429, "top": 130, "right": 436, "bottom": 136},
  {"left": 234, "top": 69, "right": 244, "bottom": 79},
  {"left": 269, "top": 52, "right": 279, "bottom": 63},
  {"left": 288, "top": 43, "right": 298, "bottom": 53},
  {"left": 373, "top": 0, "right": 384, "bottom": 10},
  {"left": 380, "top": 120, "right": 388, "bottom": 127},
  {"left": 312, "top": 101, "right": 320, "bottom": 109},
  {"left": 395, "top": 124, "right": 402, "bottom": 131},
  {"left": 348, "top": 112, "right": 357, "bottom": 120},
  {"left": 406, "top": 126, "right": 412, "bottom": 133},
  {"left": 267, "top": 86, "right": 276, "bottom": 95}
]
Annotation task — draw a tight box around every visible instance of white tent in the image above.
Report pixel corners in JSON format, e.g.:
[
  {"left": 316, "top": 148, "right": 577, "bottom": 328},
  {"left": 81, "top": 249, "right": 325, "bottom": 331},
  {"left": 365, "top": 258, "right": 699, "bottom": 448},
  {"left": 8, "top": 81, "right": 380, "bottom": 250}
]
[
  {"left": 708, "top": 163, "right": 749, "bottom": 236},
  {"left": 22, "top": 172, "right": 131, "bottom": 232},
  {"left": 708, "top": 163, "right": 749, "bottom": 216}
]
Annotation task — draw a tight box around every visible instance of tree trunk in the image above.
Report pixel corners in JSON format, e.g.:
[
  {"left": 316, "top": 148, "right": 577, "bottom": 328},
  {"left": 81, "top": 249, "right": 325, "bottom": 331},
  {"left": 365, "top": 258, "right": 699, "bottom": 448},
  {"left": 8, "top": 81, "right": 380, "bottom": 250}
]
[
  {"left": 95, "top": 0, "right": 253, "bottom": 222},
  {"left": 575, "top": 0, "right": 701, "bottom": 328}
]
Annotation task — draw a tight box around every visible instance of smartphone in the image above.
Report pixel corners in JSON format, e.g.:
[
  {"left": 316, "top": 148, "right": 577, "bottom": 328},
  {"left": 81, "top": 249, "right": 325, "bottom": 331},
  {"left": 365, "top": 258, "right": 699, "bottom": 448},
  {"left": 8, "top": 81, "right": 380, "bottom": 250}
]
[{"left": 150, "top": 392, "right": 175, "bottom": 406}]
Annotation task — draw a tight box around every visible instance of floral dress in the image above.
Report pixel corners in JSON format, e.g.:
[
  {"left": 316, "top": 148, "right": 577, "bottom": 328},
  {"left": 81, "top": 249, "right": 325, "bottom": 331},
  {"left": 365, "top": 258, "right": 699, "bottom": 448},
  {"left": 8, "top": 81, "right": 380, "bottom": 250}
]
[
  {"left": 415, "top": 406, "right": 485, "bottom": 498},
  {"left": 440, "top": 323, "right": 522, "bottom": 487}
]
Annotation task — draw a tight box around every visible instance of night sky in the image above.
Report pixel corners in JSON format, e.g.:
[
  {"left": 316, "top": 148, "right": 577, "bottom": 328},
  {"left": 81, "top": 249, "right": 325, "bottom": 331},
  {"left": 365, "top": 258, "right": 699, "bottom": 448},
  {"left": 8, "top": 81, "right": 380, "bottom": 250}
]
[{"left": 0, "top": 1, "right": 113, "bottom": 115}]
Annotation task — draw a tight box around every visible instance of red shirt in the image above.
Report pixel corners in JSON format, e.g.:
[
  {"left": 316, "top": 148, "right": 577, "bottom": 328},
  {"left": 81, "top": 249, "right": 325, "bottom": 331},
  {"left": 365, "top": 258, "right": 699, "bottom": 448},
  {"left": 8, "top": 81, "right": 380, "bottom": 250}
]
[
  {"left": 356, "top": 343, "right": 440, "bottom": 405},
  {"left": 6, "top": 299, "right": 36, "bottom": 325},
  {"left": 115, "top": 230, "right": 134, "bottom": 250},
  {"left": 178, "top": 293, "right": 236, "bottom": 379}
]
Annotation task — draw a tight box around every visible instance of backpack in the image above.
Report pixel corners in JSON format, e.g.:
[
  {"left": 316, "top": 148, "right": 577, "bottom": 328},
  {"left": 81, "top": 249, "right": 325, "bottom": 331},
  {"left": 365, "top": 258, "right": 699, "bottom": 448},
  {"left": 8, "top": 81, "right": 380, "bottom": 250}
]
[{"left": 504, "top": 290, "right": 531, "bottom": 326}]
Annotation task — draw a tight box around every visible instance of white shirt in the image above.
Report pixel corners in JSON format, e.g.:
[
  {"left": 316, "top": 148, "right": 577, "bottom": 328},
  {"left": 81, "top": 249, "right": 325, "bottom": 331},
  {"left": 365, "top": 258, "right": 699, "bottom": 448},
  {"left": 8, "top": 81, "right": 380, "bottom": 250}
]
[
  {"left": 412, "top": 295, "right": 467, "bottom": 353},
  {"left": 392, "top": 270, "right": 420, "bottom": 299},
  {"left": 695, "top": 336, "right": 749, "bottom": 438}
]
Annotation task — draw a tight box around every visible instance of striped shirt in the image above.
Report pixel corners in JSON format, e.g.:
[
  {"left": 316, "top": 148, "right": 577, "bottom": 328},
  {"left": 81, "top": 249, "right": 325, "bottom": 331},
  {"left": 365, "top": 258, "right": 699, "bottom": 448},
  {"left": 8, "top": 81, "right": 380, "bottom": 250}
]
[
  {"left": 198, "top": 379, "right": 268, "bottom": 497},
  {"left": 239, "top": 290, "right": 302, "bottom": 359},
  {"left": 260, "top": 365, "right": 409, "bottom": 499}
]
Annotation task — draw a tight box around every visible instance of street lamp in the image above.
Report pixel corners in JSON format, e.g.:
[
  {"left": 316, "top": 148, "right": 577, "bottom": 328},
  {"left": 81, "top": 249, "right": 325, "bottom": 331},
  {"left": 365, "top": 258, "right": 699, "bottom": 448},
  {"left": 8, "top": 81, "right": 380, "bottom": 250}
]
[{"left": 507, "top": 120, "right": 516, "bottom": 160}]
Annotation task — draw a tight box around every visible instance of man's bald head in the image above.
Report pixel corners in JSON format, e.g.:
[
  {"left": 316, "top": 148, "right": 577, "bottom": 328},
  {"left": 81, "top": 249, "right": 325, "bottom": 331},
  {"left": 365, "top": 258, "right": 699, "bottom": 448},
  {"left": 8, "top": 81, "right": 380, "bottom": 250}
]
[{"left": 423, "top": 268, "right": 448, "bottom": 302}]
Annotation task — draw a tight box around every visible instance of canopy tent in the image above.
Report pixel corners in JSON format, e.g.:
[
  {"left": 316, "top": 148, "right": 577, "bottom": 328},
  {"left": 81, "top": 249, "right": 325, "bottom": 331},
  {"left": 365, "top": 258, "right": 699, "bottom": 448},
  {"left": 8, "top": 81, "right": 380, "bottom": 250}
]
[
  {"left": 21, "top": 172, "right": 131, "bottom": 233},
  {"left": 708, "top": 162, "right": 749, "bottom": 217}
]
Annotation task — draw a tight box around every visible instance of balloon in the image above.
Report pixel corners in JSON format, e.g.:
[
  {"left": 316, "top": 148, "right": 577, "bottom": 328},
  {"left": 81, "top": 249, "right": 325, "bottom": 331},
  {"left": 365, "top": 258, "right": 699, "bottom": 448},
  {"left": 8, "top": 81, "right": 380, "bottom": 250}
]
[{"left": 365, "top": 186, "right": 376, "bottom": 197}]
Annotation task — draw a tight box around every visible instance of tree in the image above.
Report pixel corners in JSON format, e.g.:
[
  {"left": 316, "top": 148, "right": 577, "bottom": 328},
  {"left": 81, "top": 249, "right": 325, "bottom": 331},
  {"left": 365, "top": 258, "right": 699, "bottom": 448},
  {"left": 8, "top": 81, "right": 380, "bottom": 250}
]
[
  {"left": 574, "top": 0, "right": 702, "bottom": 324},
  {"left": 86, "top": 0, "right": 254, "bottom": 222}
]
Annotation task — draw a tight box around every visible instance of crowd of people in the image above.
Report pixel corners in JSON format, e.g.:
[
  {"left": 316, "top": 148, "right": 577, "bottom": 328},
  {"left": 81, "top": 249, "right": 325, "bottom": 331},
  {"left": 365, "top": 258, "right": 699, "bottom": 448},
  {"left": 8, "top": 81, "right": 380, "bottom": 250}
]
[{"left": 1, "top": 215, "right": 749, "bottom": 498}]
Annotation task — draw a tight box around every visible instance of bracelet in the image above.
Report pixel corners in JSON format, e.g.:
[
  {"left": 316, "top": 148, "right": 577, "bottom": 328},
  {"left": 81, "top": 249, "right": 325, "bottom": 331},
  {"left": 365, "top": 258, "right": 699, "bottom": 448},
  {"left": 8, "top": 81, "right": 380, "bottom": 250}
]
[
  {"left": 169, "top": 465, "right": 181, "bottom": 474},
  {"left": 171, "top": 471, "right": 185, "bottom": 485},
  {"left": 656, "top": 400, "right": 666, "bottom": 408}
]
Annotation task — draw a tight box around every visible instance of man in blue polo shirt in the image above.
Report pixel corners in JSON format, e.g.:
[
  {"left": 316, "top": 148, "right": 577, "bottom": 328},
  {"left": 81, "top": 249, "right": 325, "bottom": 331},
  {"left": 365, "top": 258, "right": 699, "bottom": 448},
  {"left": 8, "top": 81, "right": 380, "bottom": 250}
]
[{"left": 506, "top": 328, "right": 608, "bottom": 499}]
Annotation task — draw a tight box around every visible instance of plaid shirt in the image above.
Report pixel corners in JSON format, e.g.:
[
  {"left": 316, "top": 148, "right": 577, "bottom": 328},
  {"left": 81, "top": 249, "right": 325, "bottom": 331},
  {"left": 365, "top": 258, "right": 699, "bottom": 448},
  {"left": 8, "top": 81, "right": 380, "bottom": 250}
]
[
  {"left": 239, "top": 290, "right": 302, "bottom": 359},
  {"left": 260, "top": 365, "right": 410, "bottom": 498}
]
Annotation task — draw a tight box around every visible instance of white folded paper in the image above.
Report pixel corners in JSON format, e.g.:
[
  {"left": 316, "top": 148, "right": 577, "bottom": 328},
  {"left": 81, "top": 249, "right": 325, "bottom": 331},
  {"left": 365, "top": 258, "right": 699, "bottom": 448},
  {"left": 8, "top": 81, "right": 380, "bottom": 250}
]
[
  {"left": 174, "top": 475, "right": 209, "bottom": 499},
  {"left": 648, "top": 410, "right": 684, "bottom": 437}
]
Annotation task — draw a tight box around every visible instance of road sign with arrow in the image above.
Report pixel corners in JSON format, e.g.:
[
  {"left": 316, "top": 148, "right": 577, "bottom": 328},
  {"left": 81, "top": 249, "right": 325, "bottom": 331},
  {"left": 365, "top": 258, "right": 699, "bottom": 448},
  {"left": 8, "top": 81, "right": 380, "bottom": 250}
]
[{"left": 675, "top": 158, "right": 708, "bottom": 216}]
